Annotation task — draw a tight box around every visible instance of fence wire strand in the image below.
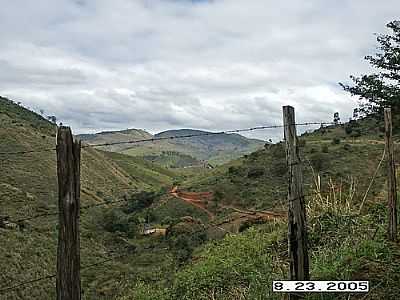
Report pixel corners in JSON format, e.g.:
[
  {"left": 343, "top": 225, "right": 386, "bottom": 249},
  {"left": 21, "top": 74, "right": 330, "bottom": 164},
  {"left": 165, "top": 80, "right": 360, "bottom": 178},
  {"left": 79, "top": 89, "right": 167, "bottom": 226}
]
[
  {"left": 0, "top": 122, "right": 333, "bottom": 156},
  {"left": 2, "top": 119, "right": 392, "bottom": 297}
]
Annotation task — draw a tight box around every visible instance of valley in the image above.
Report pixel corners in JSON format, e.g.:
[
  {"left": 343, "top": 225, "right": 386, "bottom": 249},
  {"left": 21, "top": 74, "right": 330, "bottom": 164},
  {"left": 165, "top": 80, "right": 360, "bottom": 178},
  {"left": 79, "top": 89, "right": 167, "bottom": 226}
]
[
  {"left": 78, "top": 128, "right": 265, "bottom": 168},
  {"left": 1, "top": 95, "right": 400, "bottom": 300}
]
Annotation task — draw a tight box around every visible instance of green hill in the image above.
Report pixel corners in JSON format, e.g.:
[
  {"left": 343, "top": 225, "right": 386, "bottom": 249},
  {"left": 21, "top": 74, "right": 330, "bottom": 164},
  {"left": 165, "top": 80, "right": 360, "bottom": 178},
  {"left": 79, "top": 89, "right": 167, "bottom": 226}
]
[
  {"left": 118, "top": 117, "right": 400, "bottom": 300},
  {"left": 78, "top": 128, "right": 265, "bottom": 167},
  {"left": 154, "top": 129, "right": 265, "bottom": 164},
  {"left": 0, "top": 96, "right": 177, "bottom": 299},
  {"left": 179, "top": 119, "right": 388, "bottom": 212},
  {"left": 2, "top": 95, "right": 400, "bottom": 300},
  {"left": 78, "top": 128, "right": 153, "bottom": 152}
]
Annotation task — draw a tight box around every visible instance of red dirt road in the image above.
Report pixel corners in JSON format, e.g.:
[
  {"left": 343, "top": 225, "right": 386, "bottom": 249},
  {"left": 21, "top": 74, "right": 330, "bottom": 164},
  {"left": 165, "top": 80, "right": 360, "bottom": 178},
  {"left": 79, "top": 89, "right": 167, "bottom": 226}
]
[
  {"left": 170, "top": 186, "right": 215, "bottom": 219},
  {"left": 170, "top": 186, "right": 286, "bottom": 224}
]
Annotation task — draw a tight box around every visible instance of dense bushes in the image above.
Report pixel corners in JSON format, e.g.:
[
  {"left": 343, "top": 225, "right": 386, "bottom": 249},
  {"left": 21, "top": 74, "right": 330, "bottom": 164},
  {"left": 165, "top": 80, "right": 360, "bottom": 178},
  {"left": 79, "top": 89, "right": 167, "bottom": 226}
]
[
  {"left": 101, "top": 191, "right": 161, "bottom": 237},
  {"left": 247, "top": 167, "right": 265, "bottom": 178},
  {"left": 270, "top": 160, "right": 287, "bottom": 176},
  {"left": 269, "top": 143, "right": 286, "bottom": 159},
  {"left": 171, "top": 225, "right": 284, "bottom": 300},
  {"left": 124, "top": 191, "right": 159, "bottom": 213},
  {"left": 102, "top": 208, "right": 139, "bottom": 237},
  {"left": 167, "top": 223, "right": 207, "bottom": 265}
]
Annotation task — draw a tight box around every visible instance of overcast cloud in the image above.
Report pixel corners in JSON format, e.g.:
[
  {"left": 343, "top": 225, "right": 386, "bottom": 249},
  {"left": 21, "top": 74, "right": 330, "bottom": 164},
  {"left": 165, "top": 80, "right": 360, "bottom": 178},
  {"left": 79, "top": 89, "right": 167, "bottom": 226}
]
[{"left": 1, "top": 0, "right": 399, "bottom": 140}]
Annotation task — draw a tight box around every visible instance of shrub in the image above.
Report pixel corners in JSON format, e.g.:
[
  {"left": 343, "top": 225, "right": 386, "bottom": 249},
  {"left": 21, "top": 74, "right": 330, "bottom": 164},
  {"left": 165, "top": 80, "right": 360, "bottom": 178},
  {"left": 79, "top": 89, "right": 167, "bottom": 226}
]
[
  {"left": 270, "top": 161, "right": 287, "bottom": 176},
  {"left": 332, "top": 137, "right": 341, "bottom": 145},
  {"left": 228, "top": 166, "right": 240, "bottom": 175},
  {"left": 213, "top": 190, "right": 224, "bottom": 202},
  {"left": 343, "top": 143, "right": 351, "bottom": 151},
  {"left": 350, "top": 130, "right": 362, "bottom": 138},
  {"left": 247, "top": 167, "right": 265, "bottom": 178},
  {"left": 269, "top": 143, "right": 286, "bottom": 159},
  {"left": 309, "top": 152, "right": 329, "bottom": 171},
  {"left": 102, "top": 209, "right": 130, "bottom": 233},
  {"left": 124, "top": 191, "right": 158, "bottom": 213},
  {"left": 168, "top": 224, "right": 207, "bottom": 265},
  {"left": 345, "top": 125, "right": 353, "bottom": 135}
]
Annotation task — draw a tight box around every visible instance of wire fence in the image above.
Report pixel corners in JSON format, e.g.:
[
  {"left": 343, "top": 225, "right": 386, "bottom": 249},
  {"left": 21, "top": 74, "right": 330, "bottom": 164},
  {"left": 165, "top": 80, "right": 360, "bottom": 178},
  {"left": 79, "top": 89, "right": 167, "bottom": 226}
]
[
  {"left": 0, "top": 116, "right": 394, "bottom": 298},
  {"left": 0, "top": 122, "right": 334, "bottom": 156}
]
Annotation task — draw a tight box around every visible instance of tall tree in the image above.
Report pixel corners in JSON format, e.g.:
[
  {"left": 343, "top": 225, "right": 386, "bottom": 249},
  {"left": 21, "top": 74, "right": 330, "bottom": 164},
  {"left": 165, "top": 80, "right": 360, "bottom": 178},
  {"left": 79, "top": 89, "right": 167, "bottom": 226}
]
[{"left": 340, "top": 21, "right": 400, "bottom": 115}]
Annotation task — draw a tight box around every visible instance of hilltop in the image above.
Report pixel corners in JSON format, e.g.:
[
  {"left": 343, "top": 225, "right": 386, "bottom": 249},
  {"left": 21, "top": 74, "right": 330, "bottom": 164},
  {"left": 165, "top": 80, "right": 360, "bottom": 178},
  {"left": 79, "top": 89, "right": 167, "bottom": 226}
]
[
  {"left": 78, "top": 128, "right": 265, "bottom": 167},
  {"left": 0, "top": 96, "right": 176, "bottom": 299},
  {"left": 177, "top": 118, "right": 388, "bottom": 212}
]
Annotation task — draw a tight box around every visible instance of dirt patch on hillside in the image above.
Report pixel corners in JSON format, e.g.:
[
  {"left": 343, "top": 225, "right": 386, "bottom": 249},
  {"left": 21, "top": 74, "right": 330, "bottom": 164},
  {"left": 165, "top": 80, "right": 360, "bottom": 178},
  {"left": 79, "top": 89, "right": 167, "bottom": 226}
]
[{"left": 170, "top": 186, "right": 286, "bottom": 226}]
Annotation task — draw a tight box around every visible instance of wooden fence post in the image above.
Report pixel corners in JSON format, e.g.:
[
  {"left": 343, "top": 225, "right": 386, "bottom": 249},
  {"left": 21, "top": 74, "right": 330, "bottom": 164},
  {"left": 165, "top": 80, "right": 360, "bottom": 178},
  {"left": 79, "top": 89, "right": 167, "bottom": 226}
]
[
  {"left": 384, "top": 107, "right": 397, "bottom": 242},
  {"left": 283, "top": 106, "right": 310, "bottom": 290},
  {"left": 56, "top": 126, "right": 81, "bottom": 300}
]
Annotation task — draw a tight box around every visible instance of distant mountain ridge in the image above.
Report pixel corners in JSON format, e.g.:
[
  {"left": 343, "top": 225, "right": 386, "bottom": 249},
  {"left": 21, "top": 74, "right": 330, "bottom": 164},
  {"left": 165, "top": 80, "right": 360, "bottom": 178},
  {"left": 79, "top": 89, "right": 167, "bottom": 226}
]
[{"left": 78, "top": 128, "right": 265, "bottom": 166}]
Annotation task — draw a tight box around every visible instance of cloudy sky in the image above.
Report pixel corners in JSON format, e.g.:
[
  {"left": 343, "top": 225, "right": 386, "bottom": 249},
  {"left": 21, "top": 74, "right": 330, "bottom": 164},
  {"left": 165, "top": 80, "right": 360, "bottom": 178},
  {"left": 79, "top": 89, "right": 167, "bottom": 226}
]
[{"left": 1, "top": 0, "right": 399, "bottom": 140}]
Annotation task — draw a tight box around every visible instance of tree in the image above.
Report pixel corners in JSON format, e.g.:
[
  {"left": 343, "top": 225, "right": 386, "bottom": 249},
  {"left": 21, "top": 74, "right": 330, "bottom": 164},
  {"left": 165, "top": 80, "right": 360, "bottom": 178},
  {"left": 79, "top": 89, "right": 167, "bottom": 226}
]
[
  {"left": 352, "top": 108, "right": 359, "bottom": 120},
  {"left": 333, "top": 112, "right": 340, "bottom": 125},
  {"left": 340, "top": 21, "right": 400, "bottom": 114}
]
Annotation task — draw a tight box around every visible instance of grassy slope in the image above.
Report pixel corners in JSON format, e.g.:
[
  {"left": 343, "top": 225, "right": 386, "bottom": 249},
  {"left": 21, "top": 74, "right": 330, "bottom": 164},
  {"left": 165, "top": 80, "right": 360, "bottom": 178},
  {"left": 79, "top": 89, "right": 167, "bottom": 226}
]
[
  {"left": 118, "top": 116, "right": 400, "bottom": 300},
  {"left": 3, "top": 96, "right": 399, "bottom": 300},
  {"left": 0, "top": 97, "right": 176, "bottom": 299},
  {"left": 122, "top": 204, "right": 400, "bottom": 300},
  {"left": 78, "top": 129, "right": 153, "bottom": 152},
  {"left": 181, "top": 119, "right": 389, "bottom": 211}
]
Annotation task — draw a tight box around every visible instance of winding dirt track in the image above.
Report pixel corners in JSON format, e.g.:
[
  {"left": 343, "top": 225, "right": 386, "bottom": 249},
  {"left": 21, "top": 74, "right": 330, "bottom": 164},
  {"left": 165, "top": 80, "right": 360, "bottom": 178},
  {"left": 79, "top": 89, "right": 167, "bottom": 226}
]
[
  {"left": 170, "top": 186, "right": 215, "bottom": 219},
  {"left": 170, "top": 186, "right": 286, "bottom": 224}
]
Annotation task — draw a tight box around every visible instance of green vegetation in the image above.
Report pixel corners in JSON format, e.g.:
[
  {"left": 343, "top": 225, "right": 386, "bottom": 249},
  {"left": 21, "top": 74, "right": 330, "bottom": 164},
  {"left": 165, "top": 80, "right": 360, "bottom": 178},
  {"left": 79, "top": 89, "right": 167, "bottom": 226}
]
[
  {"left": 142, "top": 151, "right": 202, "bottom": 169},
  {"left": 2, "top": 95, "right": 400, "bottom": 300},
  {"left": 121, "top": 178, "right": 400, "bottom": 300},
  {"left": 0, "top": 96, "right": 177, "bottom": 299},
  {"left": 102, "top": 151, "right": 176, "bottom": 188},
  {"left": 340, "top": 20, "right": 400, "bottom": 115},
  {"left": 181, "top": 119, "right": 388, "bottom": 211},
  {"left": 78, "top": 128, "right": 265, "bottom": 167}
]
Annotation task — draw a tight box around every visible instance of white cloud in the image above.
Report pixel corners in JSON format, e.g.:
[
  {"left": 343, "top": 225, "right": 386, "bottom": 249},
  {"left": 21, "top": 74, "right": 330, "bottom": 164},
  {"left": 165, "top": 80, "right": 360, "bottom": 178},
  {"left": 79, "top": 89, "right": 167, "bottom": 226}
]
[{"left": 1, "top": 0, "right": 399, "bottom": 141}]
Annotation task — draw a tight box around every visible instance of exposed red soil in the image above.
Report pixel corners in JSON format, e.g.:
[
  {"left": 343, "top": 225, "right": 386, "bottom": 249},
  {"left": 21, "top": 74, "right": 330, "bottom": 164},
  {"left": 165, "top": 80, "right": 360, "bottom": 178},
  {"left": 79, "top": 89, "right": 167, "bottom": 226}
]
[
  {"left": 170, "top": 186, "right": 286, "bottom": 225},
  {"left": 170, "top": 186, "right": 215, "bottom": 219}
]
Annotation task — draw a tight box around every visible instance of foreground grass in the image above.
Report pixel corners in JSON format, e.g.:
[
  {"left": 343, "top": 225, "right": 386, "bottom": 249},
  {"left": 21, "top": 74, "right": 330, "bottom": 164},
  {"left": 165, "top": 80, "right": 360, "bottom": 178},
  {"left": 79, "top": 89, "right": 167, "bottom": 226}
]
[{"left": 121, "top": 182, "right": 400, "bottom": 300}]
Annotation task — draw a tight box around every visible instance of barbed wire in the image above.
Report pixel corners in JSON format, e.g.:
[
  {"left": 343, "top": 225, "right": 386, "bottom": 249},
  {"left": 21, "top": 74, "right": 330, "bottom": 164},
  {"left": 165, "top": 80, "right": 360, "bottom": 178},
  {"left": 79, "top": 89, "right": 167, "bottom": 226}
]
[
  {"left": 0, "top": 148, "right": 57, "bottom": 156},
  {"left": 82, "top": 122, "right": 334, "bottom": 148},
  {"left": 6, "top": 190, "right": 172, "bottom": 225},
  {"left": 0, "top": 122, "right": 333, "bottom": 156},
  {"left": 2, "top": 201, "right": 260, "bottom": 295},
  {"left": 0, "top": 245, "right": 168, "bottom": 295},
  {"left": 0, "top": 196, "right": 347, "bottom": 295}
]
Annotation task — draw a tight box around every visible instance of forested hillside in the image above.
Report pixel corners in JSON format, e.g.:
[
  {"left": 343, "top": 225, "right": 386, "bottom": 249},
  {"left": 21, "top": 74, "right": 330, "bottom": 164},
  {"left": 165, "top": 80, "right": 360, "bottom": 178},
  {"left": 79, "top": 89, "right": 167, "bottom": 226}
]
[{"left": 0, "top": 96, "right": 176, "bottom": 299}]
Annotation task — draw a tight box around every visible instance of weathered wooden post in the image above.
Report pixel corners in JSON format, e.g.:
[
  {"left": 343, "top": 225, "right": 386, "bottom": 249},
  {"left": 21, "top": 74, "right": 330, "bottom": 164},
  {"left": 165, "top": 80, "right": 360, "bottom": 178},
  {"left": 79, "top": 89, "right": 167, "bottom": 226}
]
[
  {"left": 56, "top": 126, "right": 81, "bottom": 300},
  {"left": 283, "top": 106, "right": 309, "bottom": 298},
  {"left": 384, "top": 107, "right": 397, "bottom": 242}
]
